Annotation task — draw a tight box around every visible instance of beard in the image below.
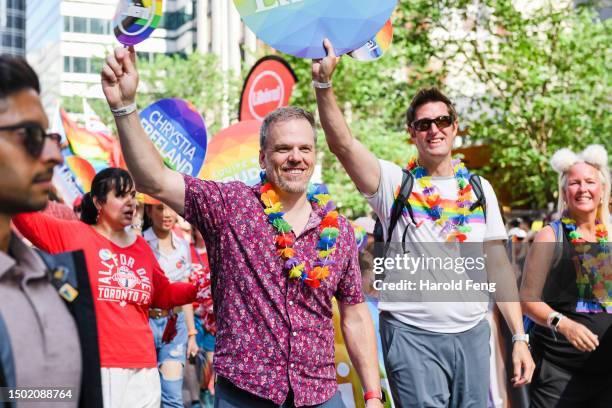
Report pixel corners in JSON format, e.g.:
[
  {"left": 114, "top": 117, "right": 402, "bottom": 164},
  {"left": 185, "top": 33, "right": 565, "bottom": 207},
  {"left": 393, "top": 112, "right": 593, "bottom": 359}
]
[
  {"left": 265, "top": 164, "right": 314, "bottom": 194},
  {"left": 0, "top": 194, "right": 48, "bottom": 215}
]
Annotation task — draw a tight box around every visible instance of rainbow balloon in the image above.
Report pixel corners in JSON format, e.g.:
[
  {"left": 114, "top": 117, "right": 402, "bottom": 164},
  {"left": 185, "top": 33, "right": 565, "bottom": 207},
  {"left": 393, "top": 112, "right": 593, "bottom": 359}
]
[
  {"left": 349, "top": 20, "right": 394, "bottom": 61},
  {"left": 113, "top": 0, "right": 163, "bottom": 46},
  {"left": 198, "top": 120, "right": 261, "bottom": 186}
]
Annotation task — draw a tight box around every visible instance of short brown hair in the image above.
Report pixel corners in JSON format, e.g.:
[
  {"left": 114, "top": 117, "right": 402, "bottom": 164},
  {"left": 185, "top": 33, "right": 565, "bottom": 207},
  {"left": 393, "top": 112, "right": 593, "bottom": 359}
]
[
  {"left": 406, "top": 88, "right": 457, "bottom": 127},
  {"left": 260, "top": 107, "right": 316, "bottom": 149}
]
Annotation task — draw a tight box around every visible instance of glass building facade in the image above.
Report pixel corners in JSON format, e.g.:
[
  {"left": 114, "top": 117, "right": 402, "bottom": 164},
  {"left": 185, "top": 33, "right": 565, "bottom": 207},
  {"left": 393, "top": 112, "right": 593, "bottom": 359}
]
[{"left": 0, "top": 0, "right": 26, "bottom": 56}]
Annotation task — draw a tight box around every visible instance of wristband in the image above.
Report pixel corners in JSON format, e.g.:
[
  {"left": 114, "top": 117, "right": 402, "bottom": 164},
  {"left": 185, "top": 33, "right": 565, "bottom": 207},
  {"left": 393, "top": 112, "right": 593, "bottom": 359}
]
[
  {"left": 512, "top": 333, "right": 529, "bottom": 344},
  {"left": 312, "top": 80, "right": 332, "bottom": 89},
  {"left": 364, "top": 390, "right": 385, "bottom": 403},
  {"left": 111, "top": 102, "right": 137, "bottom": 117}
]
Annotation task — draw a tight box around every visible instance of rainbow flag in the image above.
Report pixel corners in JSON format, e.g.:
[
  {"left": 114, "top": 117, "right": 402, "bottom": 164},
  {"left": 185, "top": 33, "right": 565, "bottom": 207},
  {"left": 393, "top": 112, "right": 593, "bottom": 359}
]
[{"left": 61, "top": 109, "right": 118, "bottom": 170}]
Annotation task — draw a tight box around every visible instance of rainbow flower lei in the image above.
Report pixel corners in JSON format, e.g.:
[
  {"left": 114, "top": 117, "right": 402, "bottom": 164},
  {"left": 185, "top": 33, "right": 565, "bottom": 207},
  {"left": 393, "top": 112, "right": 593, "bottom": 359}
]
[
  {"left": 259, "top": 172, "right": 339, "bottom": 288},
  {"left": 404, "top": 157, "right": 475, "bottom": 242},
  {"left": 560, "top": 213, "right": 611, "bottom": 313}
]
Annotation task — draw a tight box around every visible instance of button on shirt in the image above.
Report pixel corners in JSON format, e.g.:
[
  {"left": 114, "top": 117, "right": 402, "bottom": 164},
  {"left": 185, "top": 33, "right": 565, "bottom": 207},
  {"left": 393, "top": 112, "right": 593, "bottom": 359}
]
[
  {"left": 143, "top": 228, "right": 191, "bottom": 282},
  {"left": 0, "top": 235, "right": 81, "bottom": 408},
  {"left": 183, "top": 176, "right": 364, "bottom": 407}
]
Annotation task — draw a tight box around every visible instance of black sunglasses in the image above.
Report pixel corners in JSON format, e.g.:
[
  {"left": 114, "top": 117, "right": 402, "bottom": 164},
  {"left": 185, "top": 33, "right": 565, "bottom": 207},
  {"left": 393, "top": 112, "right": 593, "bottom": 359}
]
[
  {"left": 411, "top": 115, "right": 454, "bottom": 132},
  {"left": 0, "top": 122, "right": 61, "bottom": 157}
]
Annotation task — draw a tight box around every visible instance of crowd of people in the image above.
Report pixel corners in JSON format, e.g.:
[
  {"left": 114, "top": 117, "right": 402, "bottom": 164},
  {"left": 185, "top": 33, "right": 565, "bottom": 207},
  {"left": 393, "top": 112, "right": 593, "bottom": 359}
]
[{"left": 0, "top": 38, "right": 609, "bottom": 408}]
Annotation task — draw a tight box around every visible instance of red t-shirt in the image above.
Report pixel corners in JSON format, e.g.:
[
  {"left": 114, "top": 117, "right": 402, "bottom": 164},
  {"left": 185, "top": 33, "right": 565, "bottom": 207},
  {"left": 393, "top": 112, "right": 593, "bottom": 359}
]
[
  {"left": 12, "top": 212, "right": 196, "bottom": 368},
  {"left": 189, "top": 244, "right": 215, "bottom": 334}
]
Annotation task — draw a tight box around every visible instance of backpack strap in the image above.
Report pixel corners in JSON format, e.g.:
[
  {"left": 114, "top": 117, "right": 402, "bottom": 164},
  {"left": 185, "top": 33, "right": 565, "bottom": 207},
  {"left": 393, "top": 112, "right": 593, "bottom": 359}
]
[
  {"left": 378, "top": 169, "right": 415, "bottom": 258},
  {"left": 550, "top": 220, "right": 564, "bottom": 268},
  {"left": 468, "top": 174, "right": 487, "bottom": 222},
  {"left": 386, "top": 169, "right": 415, "bottom": 241}
]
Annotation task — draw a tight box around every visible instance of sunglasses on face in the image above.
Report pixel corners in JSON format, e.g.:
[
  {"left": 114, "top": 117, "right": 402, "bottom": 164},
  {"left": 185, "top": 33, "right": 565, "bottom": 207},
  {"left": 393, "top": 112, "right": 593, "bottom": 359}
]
[
  {"left": 0, "top": 122, "right": 61, "bottom": 157},
  {"left": 411, "top": 115, "right": 454, "bottom": 132}
]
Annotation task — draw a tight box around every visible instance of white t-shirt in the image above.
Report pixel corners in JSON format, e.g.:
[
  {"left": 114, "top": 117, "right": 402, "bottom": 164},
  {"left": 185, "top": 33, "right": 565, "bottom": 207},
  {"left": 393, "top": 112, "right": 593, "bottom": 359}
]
[{"left": 366, "top": 159, "right": 507, "bottom": 333}]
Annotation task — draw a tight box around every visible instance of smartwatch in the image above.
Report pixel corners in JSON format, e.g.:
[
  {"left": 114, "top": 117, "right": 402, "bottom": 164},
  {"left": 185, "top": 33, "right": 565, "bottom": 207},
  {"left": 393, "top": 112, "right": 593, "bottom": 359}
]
[{"left": 550, "top": 313, "right": 565, "bottom": 332}]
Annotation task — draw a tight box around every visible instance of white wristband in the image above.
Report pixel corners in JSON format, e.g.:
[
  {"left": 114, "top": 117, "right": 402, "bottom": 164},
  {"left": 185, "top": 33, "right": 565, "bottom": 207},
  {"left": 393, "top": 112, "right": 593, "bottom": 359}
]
[
  {"left": 111, "top": 102, "right": 137, "bottom": 117},
  {"left": 512, "top": 333, "right": 529, "bottom": 344},
  {"left": 312, "top": 80, "right": 332, "bottom": 89}
]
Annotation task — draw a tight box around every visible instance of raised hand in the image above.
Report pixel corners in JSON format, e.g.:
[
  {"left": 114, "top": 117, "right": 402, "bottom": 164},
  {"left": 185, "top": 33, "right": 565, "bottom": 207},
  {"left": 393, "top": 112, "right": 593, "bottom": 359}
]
[
  {"left": 312, "top": 38, "right": 341, "bottom": 83},
  {"left": 101, "top": 46, "right": 139, "bottom": 109}
]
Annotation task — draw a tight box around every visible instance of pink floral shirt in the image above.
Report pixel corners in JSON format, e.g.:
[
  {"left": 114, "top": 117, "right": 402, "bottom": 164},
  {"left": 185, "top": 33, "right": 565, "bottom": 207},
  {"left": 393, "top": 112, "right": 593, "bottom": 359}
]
[{"left": 183, "top": 175, "right": 364, "bottom": 406}]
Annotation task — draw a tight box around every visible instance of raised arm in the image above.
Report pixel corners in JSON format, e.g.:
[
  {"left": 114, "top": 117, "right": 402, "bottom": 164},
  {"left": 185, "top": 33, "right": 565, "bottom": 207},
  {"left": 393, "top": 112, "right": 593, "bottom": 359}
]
[
  {"left": 313, "top": 40, "right": 380, "bottom": 196},
  {"left": 12, "top": 211, "right": 75, "bottom": 254},
  {"left": 101, "top": 47, "right": 185, "bottom": 214}
]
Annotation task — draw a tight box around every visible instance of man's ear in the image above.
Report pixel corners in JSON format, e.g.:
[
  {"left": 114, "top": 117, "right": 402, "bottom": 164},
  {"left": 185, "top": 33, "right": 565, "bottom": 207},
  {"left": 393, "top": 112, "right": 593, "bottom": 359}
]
[{"left": 407, "top": 125, "right": 416, "bottom": 140}]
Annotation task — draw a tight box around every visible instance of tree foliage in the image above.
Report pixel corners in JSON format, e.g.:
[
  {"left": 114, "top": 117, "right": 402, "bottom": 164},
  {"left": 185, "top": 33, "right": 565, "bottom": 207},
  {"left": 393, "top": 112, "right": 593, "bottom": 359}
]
[
  {"left": 136, "top": 52, "right": 241, "bottom": 136},
  {"left": 287, "top": 0, "right": 611, "bottom": 214}
]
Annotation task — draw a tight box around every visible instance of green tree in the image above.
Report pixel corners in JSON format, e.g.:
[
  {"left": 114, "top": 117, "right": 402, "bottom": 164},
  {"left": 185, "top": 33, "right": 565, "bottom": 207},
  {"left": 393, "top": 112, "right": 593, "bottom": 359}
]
[
  {"left": 136, "top": 52, "right": 241, "bottom": 136},
  {"left": 282, "top": 0, "right": 611, "bottom": 213},
  {"left": 436, "top": 0, "right": 612, "bottom": 208},
  {"left": 62, "top": 53, "right": 240, "bottom": 137}
]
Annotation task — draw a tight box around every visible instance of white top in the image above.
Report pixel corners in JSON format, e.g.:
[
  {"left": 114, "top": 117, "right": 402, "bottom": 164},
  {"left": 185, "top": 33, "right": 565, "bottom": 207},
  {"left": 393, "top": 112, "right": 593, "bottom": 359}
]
[
  {"left": 143, "top": 228, "right": 192, "bottom": 283},
  {"left": 366, "top": 159, "right": 507, "bottom": 333}
]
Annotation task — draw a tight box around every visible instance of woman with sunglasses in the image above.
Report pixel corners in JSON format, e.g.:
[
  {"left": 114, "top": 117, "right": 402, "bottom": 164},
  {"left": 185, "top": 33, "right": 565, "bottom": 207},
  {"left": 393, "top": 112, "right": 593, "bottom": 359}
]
[
  {"left": 521, "top": 145, "right": 612, "bottom": 407},
  {"left": 13, "top": 167, "right": 202, "bottom": 408}
]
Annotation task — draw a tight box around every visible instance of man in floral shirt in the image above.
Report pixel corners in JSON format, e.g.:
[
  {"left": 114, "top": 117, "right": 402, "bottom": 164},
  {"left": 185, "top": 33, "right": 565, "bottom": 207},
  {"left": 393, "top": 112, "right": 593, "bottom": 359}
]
[{"left": 101, "top": 47, "right": 384, "bottom": 408}]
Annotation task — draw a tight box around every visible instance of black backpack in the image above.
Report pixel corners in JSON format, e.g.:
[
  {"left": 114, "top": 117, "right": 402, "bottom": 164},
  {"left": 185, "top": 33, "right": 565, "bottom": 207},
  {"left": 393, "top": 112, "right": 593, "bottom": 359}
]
[{"left": 373, "top": 169, "right": 487, "bottom": 258}]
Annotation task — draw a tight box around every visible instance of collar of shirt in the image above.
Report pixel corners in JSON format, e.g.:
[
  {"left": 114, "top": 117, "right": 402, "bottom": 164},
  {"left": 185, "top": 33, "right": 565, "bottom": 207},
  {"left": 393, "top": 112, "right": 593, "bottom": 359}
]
[
  {"left": 0, "top": 234, "right": 47, "bottom": 281},
  {"left": 143, "top": 227, "right": 181, "bottom": 253}
]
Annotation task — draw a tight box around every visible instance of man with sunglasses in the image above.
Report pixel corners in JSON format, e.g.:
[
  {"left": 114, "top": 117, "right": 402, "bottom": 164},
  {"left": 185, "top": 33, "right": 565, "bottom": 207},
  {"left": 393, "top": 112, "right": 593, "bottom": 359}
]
[
  {"left": 312, "top": 40, "right": 534, "bottom": 407},
  {"left": 0, "top": 55, "right": 99, "bottom": 407}
]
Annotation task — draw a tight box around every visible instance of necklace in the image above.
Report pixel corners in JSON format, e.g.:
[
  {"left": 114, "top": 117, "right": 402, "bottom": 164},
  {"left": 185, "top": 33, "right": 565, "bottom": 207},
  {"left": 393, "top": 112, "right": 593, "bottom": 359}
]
[
  {"left": 259, "top": 172, "right": 339, "bottom": 288},
  {"left": 405, "top": 158, "right": 475, "bottom": 242},
  {"left": 560, "top": 213, "right": 611, "bottom": 313}
]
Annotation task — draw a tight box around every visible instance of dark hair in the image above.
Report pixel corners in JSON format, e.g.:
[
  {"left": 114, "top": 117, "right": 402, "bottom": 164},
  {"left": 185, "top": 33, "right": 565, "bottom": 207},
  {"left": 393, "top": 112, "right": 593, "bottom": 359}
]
[
  {"left": 142, "top": 204, "right": 153, "bottom": 233},
  {"left": 0, "top": 55, "right": 40, "bottom": 100},
  {"left": 260, "top": 106, "right": 316, "bottom": 149},
  {"left": 80, "top": 168, "right": 135, "bottom": 225},
  {"left": 406, "top": 87, "right": 457, "bottom": 127}
]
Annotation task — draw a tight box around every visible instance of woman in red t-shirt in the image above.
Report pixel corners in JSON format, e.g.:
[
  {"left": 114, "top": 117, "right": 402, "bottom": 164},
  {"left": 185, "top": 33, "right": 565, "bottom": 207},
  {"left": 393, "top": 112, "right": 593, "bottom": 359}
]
[{"left": 13, "top": 168, "right": 199, "bottom": 408}]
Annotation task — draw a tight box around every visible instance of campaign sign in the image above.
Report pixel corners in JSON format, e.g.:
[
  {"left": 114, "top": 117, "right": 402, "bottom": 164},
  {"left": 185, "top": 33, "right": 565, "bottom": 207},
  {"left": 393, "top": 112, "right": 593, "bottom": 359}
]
[
  {"left": 233, "top": 0, "right": 397, "bottom": 58},
  {"left": 198, "top": 120, "right": 261, "bottom": 186},
  {"left": 140, "top": 99, "right": 207, "bottom": 177},
  {"left": 349, "top": 19, "right": 394, "bottom": 61},
  {"left": 239, "top": 56, "right": 297, "bottom": 121},
  {"left": 113, "top": 0, "right": 163, "bottom": 46}
]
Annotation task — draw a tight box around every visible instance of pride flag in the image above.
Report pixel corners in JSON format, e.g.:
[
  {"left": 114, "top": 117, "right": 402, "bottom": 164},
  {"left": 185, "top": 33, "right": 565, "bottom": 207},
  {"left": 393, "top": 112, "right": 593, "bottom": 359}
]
[{"left": 60, "top": 109, "right": 123, "bottom": 171}]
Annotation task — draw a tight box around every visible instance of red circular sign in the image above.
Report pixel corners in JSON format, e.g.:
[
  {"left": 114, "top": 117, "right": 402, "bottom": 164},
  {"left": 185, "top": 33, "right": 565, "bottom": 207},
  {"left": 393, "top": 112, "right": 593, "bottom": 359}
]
[
  {"left": 248, "top": 70, "right": 285, "bottom": 122},
  {"left": 239, "top": 56, "right": 297, "bottom": 122}
]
